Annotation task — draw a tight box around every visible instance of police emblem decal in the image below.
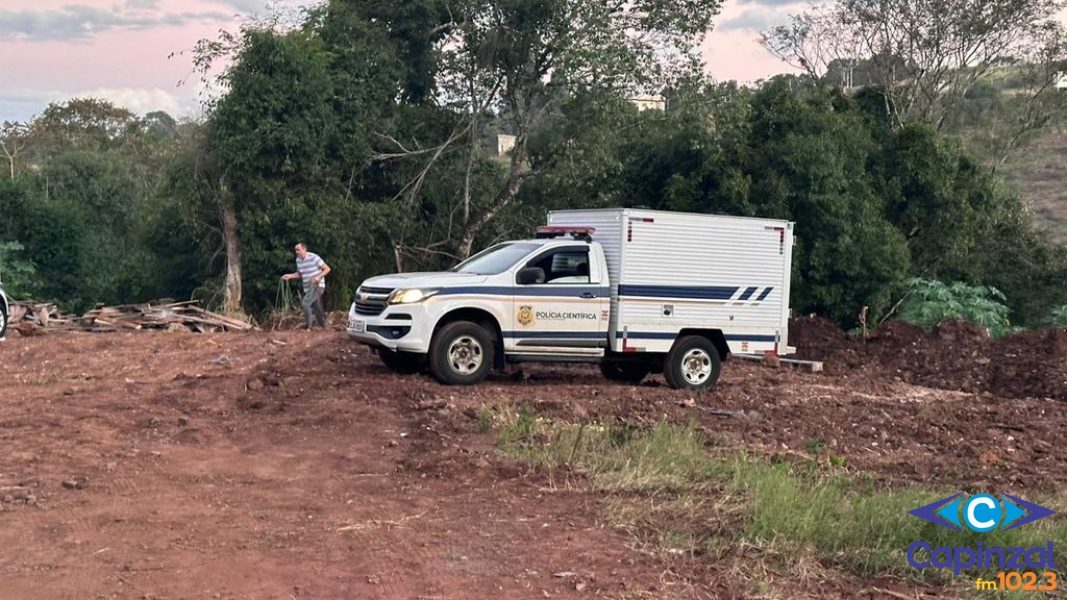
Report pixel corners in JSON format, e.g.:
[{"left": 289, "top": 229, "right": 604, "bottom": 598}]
[{"left": 518, "top": 305, "right": 534, "bottom": 326}]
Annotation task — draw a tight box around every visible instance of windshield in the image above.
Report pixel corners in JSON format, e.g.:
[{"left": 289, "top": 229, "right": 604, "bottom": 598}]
[{"left": 452, "top": 242, "right": 540, "bottom": 275}]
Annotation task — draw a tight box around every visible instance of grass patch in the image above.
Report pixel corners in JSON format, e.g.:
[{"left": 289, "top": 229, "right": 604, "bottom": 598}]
[{"left": 487, "top": 407, "right": 1067, "bottom": 594}]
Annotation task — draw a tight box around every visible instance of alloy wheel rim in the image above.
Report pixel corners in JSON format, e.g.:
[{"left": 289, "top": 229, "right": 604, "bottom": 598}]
[
  {"left": 681, "top": 348, "right": 712, "bottom": 385},
  {"left": 448, "top": 335, "right": 484, "bottom": 374}
]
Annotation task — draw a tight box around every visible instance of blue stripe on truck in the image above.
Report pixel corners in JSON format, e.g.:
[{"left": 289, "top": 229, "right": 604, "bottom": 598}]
[
  {"left": 618, "top": 284, "right": 775, "bottom": 302},
  {"left": 737, "top": 286, "right": 759, "bottom": 301},
  {"left": 625, "top": 332, "right": 777, "bottom": 342},
  {"left": 502, "top": 331, "right": 778, "bottom": 343},
  {"left": 726, "top": 334, "right": 777, "bottom": 342},
  {"left": 438, "top": 286, "right": 611, "bottom": 297},
  {"left": 502, "top": 331, "right": 603, "bottom": 339},
  {"left": 618, "top": 285, "right": 738, "bottom": 300}
]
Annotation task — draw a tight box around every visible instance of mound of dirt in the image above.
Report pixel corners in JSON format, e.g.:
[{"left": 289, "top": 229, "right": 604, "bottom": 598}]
[
  {"left": 790, "top": 317, "right": 1067, "bottom": 401},
  {"left": 888, "top": 320, "right": 990, "bottom": 394},
  {"left": 790, "top": 315, "right": 865, "bottom": 370},
  {"left": 988, "top": 328, "right": 1067, "bottom": 400}
]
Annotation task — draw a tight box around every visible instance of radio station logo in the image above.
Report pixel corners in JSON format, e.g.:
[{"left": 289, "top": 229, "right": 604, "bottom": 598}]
[
  {"left": 906, "top": 493, "right": 1057, "bottom": 577},
  {"left": 909, "top": 493, "right": 1055, "bottom": 533}
]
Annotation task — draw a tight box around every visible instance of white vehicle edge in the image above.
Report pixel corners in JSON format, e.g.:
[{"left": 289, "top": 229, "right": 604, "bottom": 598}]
[{"left": 0, "top": 284, "right": 8, "bottom": 341}]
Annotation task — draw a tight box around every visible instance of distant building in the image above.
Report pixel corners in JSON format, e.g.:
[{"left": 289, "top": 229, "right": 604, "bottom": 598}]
[
  {"left": 630, "top": 94, "right": 666, "bottom": 112},
  {"left": 1055, "top": 72, "right": 1067, "bottom": 90},
  {"left": 495, "top": 134, "right": 516, "bottom": 157}
]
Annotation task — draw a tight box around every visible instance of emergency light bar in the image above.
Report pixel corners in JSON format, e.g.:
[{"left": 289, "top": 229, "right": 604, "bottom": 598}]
[{"left": 535, "top": 226, "right": 596, "bottom": 241}]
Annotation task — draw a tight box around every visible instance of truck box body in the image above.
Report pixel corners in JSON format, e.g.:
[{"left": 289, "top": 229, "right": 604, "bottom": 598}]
[{"left": 548, "top": 208, "right": 795, "bottom": 356}]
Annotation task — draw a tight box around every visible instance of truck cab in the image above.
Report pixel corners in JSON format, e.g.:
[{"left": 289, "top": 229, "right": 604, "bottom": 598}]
[
  {"left": 349, "top": 209, "right": 795, "bottom": 390},
  {"left": 348, "top": 228, "right": 616, "bottom": 384}
]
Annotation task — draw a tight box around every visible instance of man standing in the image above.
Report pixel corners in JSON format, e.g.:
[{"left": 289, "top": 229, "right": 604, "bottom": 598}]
[{"left": 282, "top": 243, "right": 331, "bottom": 329}]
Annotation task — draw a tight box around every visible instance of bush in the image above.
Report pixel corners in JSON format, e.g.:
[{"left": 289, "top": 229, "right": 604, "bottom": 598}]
[
  {"left": 0, "top": 241, "right": 39, "bottom": 299},
  {"left": 898, "top": 278, "right": 1015, "bottom": 337},
  {"left": 1050, "top": 306, "right": 1067, "bottom": 327}
]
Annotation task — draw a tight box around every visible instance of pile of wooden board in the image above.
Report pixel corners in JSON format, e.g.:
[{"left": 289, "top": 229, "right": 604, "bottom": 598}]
[
  {"left": 7, "top": 302, "right": 79, "bottom": 333},
  {"left": 7, "top": 299, "right": 255, "bottom": 334}
]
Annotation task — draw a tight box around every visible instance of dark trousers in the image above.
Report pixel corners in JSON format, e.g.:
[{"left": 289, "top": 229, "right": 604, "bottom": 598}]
[{"left": 302, "top": 286, "right": 328, "bottom": 328}]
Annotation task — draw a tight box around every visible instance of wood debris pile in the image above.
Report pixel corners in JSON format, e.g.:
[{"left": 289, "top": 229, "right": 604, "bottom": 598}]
[{"left": 7, "top": 300, "right": 255, "bottom": 335}]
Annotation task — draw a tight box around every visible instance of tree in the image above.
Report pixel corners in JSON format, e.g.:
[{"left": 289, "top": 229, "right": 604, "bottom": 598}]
[
  {"left": 0, "top": 241, "right": 39, "bottom": 298},
  {"left": 762, "top": 7, "right": 867, "bottom": 87},
  {"left": 144, "top": 111, "right": 179, "bottom": 140},
  {"left": 0, "top": 122, "right": 29, "bottom": 180},
  {"left": 201, "top": 26, "right": 338, "bottom": 313},
  {"left": 741, "top": 80, "right": 913, "bottom": 324},
  {"left": 29, "top": 98, "right": 140, "bottom": 153},
  {"left": 362, "top": 0, "right": 725, "bottom": 259},
  {"left": 763, "top": 0, "right": 1067, "bottom": 153}
]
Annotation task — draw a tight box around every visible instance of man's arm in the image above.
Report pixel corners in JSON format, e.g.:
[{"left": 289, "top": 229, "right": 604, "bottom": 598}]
[
  {"left": 281, "top": 272, "right": 300, "bottom": 281},
  {"left": 312, "top": 261, "right": 331, "bottom": 285}
]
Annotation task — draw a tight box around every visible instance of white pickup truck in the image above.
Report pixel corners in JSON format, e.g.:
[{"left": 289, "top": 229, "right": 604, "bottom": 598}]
[
  {"left": 0, "top": 284, "right": 8, "bottom": 340},
  {"left": 348, "top": 208, "right": 795, "bottom": 389}
]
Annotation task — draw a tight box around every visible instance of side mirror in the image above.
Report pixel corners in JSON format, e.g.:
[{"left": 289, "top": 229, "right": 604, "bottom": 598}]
[{"left": 517, "top": 267, "right": 546, "bottom": 285}]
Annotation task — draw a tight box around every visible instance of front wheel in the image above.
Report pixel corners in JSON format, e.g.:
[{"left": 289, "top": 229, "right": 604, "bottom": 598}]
[
  {"left": 428, "top": 321, "right": 493, "bottom": 385},
  {"left": 0, "top": 304, "right": 6, "bottom": 339},
  {"left": 378, "top": 348, "right": 423, "bottom": 374},
  {"left": 600, "top": 360, "right": 650, "bottom": 384},
  {"left": 664, "top": 336, "right": 722, "bottom": 391}
]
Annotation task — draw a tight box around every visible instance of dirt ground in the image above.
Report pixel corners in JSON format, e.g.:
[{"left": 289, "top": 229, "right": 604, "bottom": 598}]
[{"left": 1, "top": 328, "right": 1064, "bottom": 599}]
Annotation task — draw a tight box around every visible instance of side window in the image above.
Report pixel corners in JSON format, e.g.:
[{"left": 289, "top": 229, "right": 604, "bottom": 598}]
[{"left": 527, "top": 249, "right": 590, "bottom": 284}]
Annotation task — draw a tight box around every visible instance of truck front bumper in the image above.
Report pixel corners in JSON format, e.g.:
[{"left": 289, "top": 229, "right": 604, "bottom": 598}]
[{"left": 347, "top": 303, "right": 433, "bottom": 354}]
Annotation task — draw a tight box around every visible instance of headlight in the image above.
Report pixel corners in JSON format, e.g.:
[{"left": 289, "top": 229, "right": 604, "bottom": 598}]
[{"left": 387, "top": 288, "right": 441, "bottom": 305}]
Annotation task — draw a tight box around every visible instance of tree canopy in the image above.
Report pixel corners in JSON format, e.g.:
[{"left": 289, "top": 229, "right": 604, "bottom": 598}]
[{"left": 1, "top": 0, "right": 1065, "bottom": 330}]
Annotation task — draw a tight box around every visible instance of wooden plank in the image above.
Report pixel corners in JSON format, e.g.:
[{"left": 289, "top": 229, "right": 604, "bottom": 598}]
[
  {"left": 9, "top": 298, "right": 255, "bottom": 333},
  {"left": 783, "top": 358, "right": 823, "bottom": 373},
  {"left": 733, "top": 353, "right": 824, "bottom": 373}
]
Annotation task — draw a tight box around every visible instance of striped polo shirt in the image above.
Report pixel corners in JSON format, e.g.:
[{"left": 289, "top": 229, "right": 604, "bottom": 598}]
[{"left": 296, "top": 252, "right": 326, "bottom": 291}]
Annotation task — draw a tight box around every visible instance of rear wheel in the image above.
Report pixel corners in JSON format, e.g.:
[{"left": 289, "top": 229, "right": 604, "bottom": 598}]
[
  {"left": 599, "top": 360, "right": 650, "bottom": 384},
  {"left": 0, "top": 303, "right": 6, "bottom": 339},
  {"left": 428, "top": 321, "right": 493, "bottom": 385},
  {"left": 378, "top": 348, "right": 423, "bottom": 374},
  {"left": 664, "top": 336, "right": 722, "bottom": 391}
]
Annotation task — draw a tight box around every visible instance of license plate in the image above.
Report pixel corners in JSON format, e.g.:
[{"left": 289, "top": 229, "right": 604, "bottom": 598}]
[{"left": 349, "top": 319, "right": 366, "bottom": 333}]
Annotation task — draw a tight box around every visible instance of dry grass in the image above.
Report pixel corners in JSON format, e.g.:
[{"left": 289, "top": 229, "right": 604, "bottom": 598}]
[
  {"left": 1002, "top": 129, "right": 1067, "bottom": 244},
  {"left": 486, "top": 406, "right": 1067, "bottom": 599}
]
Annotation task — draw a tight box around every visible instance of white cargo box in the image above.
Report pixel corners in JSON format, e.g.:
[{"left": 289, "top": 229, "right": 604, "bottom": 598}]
[{"left": 548, "top": 208, "right": 795, "bottom": 356}]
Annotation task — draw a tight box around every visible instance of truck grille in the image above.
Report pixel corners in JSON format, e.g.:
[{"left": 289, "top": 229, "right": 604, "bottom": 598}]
[{"left": 354, "top": 286, "right": 394, "bottom": 316}]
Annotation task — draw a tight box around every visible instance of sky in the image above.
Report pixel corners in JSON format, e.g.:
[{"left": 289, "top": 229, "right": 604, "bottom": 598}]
[{"left": 0, "top": 0, "right": 841, "bottom": 122}]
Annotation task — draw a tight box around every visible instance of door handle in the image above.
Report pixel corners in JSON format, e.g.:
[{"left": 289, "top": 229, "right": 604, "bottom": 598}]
[{"left": 579, "top": 292, "right": 597, "bottom": 299}]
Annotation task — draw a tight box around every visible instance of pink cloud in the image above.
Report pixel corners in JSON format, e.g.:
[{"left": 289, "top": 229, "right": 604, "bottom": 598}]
[
  {"left": 701, "top": 0, "right": 804, "bottom": 82},
  {"left": 5, "top": 1, "right": 1059, "bottom": 121},
  {"left": 0, "top": 0, "right": 300, "bottom": 119}
]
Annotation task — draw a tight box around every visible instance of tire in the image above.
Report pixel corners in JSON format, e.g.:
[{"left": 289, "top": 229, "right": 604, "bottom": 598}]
[
  {"left": 599, "top": 360, "right": 650, "bottom": 384},
  {"left": 0, "top": 304, "right": 6, "bottom": 340},
  {"left": 663, "top": 335, "right": 722, "bottom": 391},
  {"left": 428, "top": 321, "right": 493, "bottom": 385},
  {"left": 378, "top": 348, "right": 423, "bottom": 374}
]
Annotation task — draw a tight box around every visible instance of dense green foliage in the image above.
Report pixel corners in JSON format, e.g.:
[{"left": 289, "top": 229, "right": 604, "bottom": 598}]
[
  {"left": 0, "top": 241, "right": 38, "bottom": 298},
  {"left": 1050, "top": 305, "right": 1067, "bottom": 327},
  {"left": 897, "top": 279, "right": 1016, "bottom": 337},
  {"left": 0, "top": 0, "right": 1064, "bottom": 328}
]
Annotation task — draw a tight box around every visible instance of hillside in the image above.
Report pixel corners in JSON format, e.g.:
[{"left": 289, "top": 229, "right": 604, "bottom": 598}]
[{"left": 1003, "top": 129, "right": 1067, "bottom": 244}]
